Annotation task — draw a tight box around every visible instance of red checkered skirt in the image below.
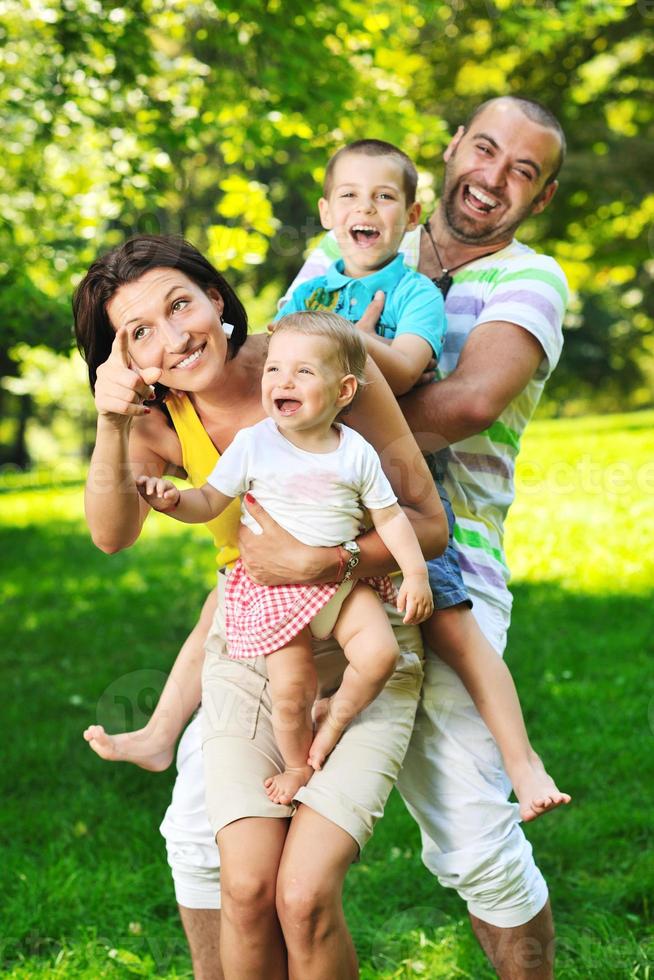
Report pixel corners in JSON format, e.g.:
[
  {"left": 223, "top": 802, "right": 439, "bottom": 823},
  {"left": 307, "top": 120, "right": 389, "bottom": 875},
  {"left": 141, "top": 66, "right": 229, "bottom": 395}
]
[{"left": 224, "top": 559, "right": 398, "bottom": 660}]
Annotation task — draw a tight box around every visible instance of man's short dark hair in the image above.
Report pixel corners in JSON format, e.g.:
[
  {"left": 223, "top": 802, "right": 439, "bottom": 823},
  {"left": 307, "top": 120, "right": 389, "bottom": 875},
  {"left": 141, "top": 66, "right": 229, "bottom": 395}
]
[
  {"left": 323, "top": 139, "right": 418, "bottom": 204},
  {"left": 465, "top": 96, "right": 566, "bottom": 184}
]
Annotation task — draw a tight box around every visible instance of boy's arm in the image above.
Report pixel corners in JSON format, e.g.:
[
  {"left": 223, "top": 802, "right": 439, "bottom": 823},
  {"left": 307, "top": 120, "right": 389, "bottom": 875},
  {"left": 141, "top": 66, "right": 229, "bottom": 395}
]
[
  {"left": 355, "top": 331, "right": 434, "bottom": 396},
  {"left": 356, "top": 276, "right": 446, "bottom": 395}
]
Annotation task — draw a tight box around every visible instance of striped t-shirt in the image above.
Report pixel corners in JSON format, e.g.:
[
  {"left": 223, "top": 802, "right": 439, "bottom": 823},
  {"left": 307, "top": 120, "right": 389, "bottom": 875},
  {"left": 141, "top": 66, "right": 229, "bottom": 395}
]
[{"left": 280, "top": 227, "right": 568, "bottom": 619}]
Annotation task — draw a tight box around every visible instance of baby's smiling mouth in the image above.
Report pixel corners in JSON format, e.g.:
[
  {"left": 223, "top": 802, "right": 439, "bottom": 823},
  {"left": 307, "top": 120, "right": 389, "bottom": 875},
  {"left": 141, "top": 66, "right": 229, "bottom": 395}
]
[
  {"left": 172, "top": 343, "right": 206, "bottom": 369},
  {"left": 275, "top": 398, "right": 302, "bottom": 415}
]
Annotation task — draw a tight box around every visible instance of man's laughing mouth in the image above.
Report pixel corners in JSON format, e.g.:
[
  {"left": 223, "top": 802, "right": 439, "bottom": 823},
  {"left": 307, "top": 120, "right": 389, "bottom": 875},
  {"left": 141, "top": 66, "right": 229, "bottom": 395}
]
[{"left": 462, "top": 184, "right": 501, "bottom": 214}]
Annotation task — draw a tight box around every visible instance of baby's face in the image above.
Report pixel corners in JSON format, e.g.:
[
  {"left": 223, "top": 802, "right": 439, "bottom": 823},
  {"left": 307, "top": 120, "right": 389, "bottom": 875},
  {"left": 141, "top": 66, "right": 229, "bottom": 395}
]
[
  {"left": 262, "top": 332, "right": 351, "bottom": 433},
  {"left": 319, "top": 153, "right": 421, "bottom": 278}
]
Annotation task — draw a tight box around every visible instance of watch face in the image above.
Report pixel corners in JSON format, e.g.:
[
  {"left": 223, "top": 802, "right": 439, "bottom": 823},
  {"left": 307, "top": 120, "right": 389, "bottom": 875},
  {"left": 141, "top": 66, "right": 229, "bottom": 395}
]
[{"left": 344, "top": 541, "right": 360, "bottom": 556}]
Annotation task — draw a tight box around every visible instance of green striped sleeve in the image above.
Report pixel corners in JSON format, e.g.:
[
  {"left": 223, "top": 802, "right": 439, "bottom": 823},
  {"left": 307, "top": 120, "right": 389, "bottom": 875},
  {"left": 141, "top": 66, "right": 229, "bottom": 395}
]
[
  {"left": 483, "top": 420, "right": 521, "bottom": 451},
  {"left": 495, "top": 267, "right": 568, "bottom": 304}
]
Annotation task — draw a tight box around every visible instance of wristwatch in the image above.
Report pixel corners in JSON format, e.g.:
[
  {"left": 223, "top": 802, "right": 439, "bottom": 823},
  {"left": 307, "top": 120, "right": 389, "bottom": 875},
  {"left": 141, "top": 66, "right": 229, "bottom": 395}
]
[{"left": 341, "top": 540, "right": 360, "bottom": 581}]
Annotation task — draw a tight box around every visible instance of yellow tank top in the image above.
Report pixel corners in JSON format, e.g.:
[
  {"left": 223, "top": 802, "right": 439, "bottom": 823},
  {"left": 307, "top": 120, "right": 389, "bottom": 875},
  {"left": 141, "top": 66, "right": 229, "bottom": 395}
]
[{"left": 166, "top": 392, "right": 241, "bottom": 568}]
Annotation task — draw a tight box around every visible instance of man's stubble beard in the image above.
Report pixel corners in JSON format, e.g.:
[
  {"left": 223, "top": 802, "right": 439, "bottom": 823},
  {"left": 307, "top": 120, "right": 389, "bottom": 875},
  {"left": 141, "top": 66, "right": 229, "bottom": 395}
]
[{"left": 441, "top": 170, "right": 539, "bottom": 247}]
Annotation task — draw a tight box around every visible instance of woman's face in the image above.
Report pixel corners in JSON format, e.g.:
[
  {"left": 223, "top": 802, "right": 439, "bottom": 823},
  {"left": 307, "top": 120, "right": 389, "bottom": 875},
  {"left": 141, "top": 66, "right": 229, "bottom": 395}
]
[{"left": 106, "top": 267, "right": 228, "bottom": 391}]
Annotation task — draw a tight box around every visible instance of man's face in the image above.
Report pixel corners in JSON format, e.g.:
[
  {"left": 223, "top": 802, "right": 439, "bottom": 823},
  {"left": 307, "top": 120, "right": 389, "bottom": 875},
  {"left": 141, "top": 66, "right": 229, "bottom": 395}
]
[{"left": 441, "top": 100, "right": 561, "bottom": 245}]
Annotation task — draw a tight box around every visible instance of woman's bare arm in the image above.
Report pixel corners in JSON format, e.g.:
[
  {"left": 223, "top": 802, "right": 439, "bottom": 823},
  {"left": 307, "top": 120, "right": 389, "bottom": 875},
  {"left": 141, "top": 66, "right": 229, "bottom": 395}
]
[{"left": 84, "top": 328, "right": 178, "bottom": 553}]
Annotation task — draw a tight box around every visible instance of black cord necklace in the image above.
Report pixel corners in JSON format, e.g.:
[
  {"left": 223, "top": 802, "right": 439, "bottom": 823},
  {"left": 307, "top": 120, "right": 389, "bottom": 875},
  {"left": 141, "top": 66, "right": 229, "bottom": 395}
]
[{"left": 423, "top": 219, "right": 505, "bottom": 298}]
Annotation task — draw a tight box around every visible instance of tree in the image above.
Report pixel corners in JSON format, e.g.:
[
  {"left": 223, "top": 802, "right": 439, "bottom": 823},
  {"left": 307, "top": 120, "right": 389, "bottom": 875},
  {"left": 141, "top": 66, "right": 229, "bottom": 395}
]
[{"left": 1, "top": 0, "right": 652, "bottom": 464}]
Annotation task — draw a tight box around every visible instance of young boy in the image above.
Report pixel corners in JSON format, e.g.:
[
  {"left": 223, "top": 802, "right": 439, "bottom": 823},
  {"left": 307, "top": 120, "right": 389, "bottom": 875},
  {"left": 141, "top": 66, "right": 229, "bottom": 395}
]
[{"left": 276, "top": 139, "right": 570, "bottom": 821}]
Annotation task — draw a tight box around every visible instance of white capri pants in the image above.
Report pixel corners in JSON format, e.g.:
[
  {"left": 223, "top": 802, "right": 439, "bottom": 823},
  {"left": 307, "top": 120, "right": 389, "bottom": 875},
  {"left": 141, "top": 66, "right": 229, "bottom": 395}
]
[
  {"left": 396, "top": 596, "right": 548, "bottom": 928},
  {"left": 160, "top": 589, "right": 548, "bottom": 927}
]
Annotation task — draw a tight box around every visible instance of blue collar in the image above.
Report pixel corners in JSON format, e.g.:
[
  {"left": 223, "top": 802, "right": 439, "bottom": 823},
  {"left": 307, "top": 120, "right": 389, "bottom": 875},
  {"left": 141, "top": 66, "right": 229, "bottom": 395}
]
[{"left": 325, "top": 253, "right": 408, "bottom": 293}]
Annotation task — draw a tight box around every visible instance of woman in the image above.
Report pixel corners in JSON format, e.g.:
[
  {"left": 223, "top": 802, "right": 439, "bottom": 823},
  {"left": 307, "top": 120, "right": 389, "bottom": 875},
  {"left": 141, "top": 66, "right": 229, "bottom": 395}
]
[{"left": 75, "top": 235, "right": 446, "bottom": 978}]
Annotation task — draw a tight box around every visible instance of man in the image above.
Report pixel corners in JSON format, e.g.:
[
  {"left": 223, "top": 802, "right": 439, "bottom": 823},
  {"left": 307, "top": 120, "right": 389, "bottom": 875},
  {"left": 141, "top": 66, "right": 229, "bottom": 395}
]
[{"left": 162, "top": 95, "right": 568, "bottom": 978}]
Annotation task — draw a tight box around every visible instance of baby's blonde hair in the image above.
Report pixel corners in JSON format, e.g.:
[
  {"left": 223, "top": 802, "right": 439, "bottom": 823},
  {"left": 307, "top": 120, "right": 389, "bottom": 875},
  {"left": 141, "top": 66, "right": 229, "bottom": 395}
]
[{"left": 272, "top": 311, "right": 367, "bottom": 388}]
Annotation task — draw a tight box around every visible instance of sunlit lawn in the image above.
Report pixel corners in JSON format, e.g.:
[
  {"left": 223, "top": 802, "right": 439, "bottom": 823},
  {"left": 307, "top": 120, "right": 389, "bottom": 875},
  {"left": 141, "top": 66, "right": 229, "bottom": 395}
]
[{"left": 2, "top": 411, "right": 653, "bottom": 978}]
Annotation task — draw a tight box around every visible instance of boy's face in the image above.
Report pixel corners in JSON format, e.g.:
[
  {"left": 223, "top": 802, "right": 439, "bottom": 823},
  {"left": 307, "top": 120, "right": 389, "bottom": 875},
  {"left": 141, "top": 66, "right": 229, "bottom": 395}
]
[{"left": 319, "top": 153, "right": 421, "bottom": 278}]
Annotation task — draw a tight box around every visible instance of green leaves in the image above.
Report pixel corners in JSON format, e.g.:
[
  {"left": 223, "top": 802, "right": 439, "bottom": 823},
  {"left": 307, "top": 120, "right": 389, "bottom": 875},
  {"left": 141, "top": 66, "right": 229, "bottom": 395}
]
[{"left": 0, "top": 0, "right": 652, "bottom": 429}]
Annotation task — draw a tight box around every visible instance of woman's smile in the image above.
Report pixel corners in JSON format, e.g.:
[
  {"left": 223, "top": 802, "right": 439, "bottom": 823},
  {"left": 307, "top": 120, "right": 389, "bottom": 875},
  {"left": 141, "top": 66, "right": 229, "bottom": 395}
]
[{"left": 170, "top": 342, "right": 207, "bottom": 371}]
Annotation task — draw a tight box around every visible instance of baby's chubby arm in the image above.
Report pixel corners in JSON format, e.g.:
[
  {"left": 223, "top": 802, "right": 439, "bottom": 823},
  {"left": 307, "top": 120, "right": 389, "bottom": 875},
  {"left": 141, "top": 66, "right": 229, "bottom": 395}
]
[
  {"left": 370, "top": 503, "right": 434, "bottom": 625},
  {"left": 136, "top": 476, "right": 234, "bottom": 524}
]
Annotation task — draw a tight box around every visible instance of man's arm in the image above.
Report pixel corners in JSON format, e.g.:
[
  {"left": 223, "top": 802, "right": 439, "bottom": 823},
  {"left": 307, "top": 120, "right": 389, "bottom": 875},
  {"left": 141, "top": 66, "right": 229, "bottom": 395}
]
[{"left": 399, "top": 320, "right": 546, "bottom": 452}]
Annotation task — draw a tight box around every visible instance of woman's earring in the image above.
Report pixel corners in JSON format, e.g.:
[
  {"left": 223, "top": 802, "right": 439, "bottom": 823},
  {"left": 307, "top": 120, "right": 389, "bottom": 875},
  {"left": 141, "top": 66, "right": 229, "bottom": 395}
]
[{"left": 221, "top": 319, "right": 235, "bottom": 339}]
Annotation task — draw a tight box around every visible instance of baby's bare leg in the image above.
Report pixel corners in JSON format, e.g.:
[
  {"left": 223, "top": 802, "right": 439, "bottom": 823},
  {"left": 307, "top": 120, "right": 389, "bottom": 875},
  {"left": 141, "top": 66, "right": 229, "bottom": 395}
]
[
  {"left": 424, "top": 605, "right": 571, "bottom": 822},
  {"left": 83, "top": 587, "right": 216, "bottom": 772},
  {"left": 308, "top": 584, "right": 399, "bottom": 771},
  {"left": 263, "top": 627, "right": 316, "bottom": 805}
]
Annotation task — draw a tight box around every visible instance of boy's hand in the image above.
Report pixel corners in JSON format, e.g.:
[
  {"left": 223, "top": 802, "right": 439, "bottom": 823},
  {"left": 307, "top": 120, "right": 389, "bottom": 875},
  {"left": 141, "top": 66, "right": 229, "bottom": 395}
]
[
  {"left": 355, "top": 290, "right": 385, "bottom": 335},
  {"left": 136, "top": 475, "right": 180, "bottom": 512},
  {"left": 414, "top": 356, "right": 437, "bottom": 387},
  {"left": 396, "top": 572, "right": 434, "bottom": 625}
]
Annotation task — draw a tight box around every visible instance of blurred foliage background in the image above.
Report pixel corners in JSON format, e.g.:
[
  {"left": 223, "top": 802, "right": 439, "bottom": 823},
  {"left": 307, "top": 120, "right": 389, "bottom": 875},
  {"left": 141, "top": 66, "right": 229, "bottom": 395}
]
[{"left": 1, "top": 0, "right": 652, "bottom": 471}]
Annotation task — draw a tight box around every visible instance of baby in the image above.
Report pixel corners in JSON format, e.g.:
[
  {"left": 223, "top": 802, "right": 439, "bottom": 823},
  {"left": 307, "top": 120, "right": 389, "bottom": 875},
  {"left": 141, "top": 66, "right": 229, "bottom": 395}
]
[{"left": 134, "top": 312, "right": 433, "bottom": 804}]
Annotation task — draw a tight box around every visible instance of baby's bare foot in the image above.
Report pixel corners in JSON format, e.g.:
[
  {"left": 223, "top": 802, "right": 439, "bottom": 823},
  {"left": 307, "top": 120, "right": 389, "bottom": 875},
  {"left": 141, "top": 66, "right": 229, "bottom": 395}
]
[
  {"left": 83, "top": 724, "right": 174, "bottom": 773},
  {"left": 264, "top": 765, "right": 313, "bottom": 806},
  {"left": 511, "top": 754, "right": 571, "bottom": 822}
]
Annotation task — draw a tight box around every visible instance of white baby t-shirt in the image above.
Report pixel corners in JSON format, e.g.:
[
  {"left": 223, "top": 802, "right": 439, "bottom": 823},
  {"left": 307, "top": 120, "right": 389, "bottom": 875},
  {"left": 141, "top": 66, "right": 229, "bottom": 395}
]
[{"left": 207, "top": 418, "right": 397, "bottom": 547}]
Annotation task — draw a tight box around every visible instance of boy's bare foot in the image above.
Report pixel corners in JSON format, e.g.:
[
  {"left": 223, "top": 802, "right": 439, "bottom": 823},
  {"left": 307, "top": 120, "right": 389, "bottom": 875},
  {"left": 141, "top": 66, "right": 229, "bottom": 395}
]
[
  {"left": 264, "top": 765, "right": 313, "bottom": 806},
  {"left": 83, "top": 724, "right": 174, "bottom": 773},
  {"left": 307, "top": 707, "right": 344, "bottom": 772},
  {"left": 510, "top": 753, "right": 571, "bottom": 822}
]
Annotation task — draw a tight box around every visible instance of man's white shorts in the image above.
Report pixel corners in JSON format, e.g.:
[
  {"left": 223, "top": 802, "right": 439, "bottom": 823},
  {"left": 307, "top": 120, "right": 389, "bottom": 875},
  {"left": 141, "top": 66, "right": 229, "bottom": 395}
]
[{"left": 396, "top": 594, "right": 549, "bottom": 928}]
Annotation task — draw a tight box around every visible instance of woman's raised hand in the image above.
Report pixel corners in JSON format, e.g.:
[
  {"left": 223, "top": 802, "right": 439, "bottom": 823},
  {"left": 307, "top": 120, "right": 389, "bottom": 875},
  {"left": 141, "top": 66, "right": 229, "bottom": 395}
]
[
  {"left": 94, "top": 328, "right": 163, "bottom": 425},
  {"left": 135, "top": 475, "right": 180, "bottom": 512}
]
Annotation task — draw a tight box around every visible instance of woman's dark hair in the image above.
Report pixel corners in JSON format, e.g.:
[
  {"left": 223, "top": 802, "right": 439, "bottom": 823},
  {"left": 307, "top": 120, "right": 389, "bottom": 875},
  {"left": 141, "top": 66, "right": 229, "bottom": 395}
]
[{"left": 73, "top": 235, "right": 248, "bottom": 397}]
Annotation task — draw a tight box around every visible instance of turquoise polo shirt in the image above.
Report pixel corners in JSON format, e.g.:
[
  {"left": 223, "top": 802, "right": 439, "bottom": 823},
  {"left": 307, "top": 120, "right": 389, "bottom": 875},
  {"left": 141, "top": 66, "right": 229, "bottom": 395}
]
[{"left": 275, "top": 254, "right": 446, "bottom": 357}]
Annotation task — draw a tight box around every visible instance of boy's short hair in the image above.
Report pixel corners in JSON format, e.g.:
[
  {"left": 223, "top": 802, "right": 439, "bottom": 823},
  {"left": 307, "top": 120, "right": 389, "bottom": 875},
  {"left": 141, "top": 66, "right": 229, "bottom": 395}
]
[
  {"left": 272, "top": 311, "right": 367, "bottom": 388},
  {"left": 323, "top": 139, "right": 418, "bottom": 204}
]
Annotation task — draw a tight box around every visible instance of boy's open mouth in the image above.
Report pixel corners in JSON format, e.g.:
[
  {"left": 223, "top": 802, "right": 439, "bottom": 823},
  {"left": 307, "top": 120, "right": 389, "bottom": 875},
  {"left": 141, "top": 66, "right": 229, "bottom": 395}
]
[
  {"left": 349, "top": 224, "right": 381, "bottom": 246},
  {"left": 275, "top": 398, "right": 302, "bottom": 416},
  {"left": 462, "top": 184, "right": 500, "bottom": 214}
]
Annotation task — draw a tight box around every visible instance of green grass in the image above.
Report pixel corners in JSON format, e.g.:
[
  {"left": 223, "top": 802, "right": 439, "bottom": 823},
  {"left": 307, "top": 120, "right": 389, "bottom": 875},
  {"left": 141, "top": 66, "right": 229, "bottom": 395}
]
[{"left": 2, "top": 412, "right": 653, "bottom": 978}]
